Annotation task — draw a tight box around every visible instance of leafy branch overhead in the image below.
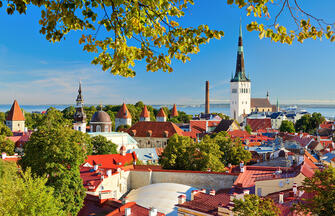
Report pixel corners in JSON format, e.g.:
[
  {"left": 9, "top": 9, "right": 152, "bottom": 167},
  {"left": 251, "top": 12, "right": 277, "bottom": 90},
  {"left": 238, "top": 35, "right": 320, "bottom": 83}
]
[{"left": 2, "top": 0, "right": 334, "bottom": 77}]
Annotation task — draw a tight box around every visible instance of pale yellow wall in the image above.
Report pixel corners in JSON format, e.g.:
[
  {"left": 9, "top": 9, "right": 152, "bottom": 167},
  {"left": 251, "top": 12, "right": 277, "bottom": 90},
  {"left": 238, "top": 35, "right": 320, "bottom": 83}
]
[
  {"left": 6, "top": 120, "right": 25, "bottom": 132},
  {"left": 255, "top": 173, "right": 305, "bottom": 197},
  {"left": 134, "top": 137, "right": 168, "bottom": 148},
  {"left": 251, "top": 107, "right": 272, "bottom": 112}
]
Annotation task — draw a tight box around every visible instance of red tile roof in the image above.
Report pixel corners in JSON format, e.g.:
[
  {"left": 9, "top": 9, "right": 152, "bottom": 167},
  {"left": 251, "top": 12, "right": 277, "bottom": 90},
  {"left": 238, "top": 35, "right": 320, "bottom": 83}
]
[
  {"left": 157, "top": 108, "right": 167, "bottom": 117},
  {"left": 319, "top": 121, "right": 334, "bottom": 129},
  {"left": 171, "top": 104, "right": 178, "bottom": 117},
  {"left": 251, "top": 98, "right": 272, "bottom": 108},
  {"left": 126, "top": 121, "right": 184, "bottom": 138},
  {"left": 176, "top": 192, "right": 230, "bottom": 215},
  {"left": 228, "top": 130, "right": 250, "bottom": 138},
  {"left": 116, "top": 103, "right": 132, "bottom": 119},
  {"left": 246, "top": 118, "right": 272, "bottom": 132},
  {"left": 140, "top": 105, "right": 150, "bottom": 118},
  {"left": 80, "top": 153, "right": 137, "bottom": 192},
  {"left": 6, "top": 100, "right": 25, "bottom": 121},
  {"left": 78, "top": 194, "right": 165, "bottom": 216}
]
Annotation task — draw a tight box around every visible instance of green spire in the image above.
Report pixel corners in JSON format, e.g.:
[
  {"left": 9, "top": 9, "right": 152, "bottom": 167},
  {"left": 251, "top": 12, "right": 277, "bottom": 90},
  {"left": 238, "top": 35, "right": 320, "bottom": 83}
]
[{"left": 239, "top": 17, "right": 242, "bottom": 38}]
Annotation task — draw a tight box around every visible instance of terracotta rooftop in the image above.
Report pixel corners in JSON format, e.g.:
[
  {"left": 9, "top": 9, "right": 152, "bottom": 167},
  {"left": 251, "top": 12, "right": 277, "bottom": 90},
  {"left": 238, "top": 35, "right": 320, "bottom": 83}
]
[
  {"left": 171, "top": 104, "right": 178, "bottom": 117},
  {"left": 176, "top": 192, "right": 230, "bottom": 215},
  {"left": 140, "top": 105, "right": 150, "bottom": 118},
  {"left": 246, "top": 118, "right": 272, "bottom": 132},
  {"left": 116, "top": 103, "right": 132, "bottom": 119},
  {"left": 6, "top": 100, "right": 25, "bottom": 121},
  {"left": 126, "top": 121, "right": 184, "bottom": 138},
  {"left": 251, "top": 98, "right": 272, "bottom": 108},
  {"left": 78, "top": 194, "right": 165, "bottom": 216}
]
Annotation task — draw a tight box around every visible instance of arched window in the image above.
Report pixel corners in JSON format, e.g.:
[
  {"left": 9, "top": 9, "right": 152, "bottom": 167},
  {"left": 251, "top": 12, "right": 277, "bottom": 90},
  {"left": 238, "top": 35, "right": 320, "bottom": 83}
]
[
  {"left": 104, "top": 125, "right": 109, "bottom": 132},
  {"left": 96, "top": 125, "right": 101, "bottom": 132},
  {"left": 78, "top": 126, "right": 81, "bottom": 131}
]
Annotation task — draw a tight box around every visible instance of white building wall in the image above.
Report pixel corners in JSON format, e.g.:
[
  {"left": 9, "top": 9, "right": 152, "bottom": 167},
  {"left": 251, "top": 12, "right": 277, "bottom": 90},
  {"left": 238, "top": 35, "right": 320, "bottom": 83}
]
[
  {"left": 115, "top": 118, "right": 132, "bottom": 131},
  {"left": 73, "top": 122, "right": 87, "bottom": 133},
  {"left": 230, "top": 81, "right": 251, "bottom": 123},
  {"left": 6, "top": 120, "right": 25, "bottom": 132}
]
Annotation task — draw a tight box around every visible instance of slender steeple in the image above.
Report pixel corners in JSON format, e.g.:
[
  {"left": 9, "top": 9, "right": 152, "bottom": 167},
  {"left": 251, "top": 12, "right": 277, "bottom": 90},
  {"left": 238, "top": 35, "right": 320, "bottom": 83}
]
[
  {"left": 74, "top": 82, "right": 86, "bottom": 123},
  {"left": 231, "top": 19, "right": 250, "bottom": 82}
]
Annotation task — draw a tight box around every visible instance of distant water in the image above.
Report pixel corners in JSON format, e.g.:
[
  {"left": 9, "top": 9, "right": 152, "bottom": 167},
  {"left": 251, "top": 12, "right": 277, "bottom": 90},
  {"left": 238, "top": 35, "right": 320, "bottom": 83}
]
[{"left": 0, "top": 104, "right": 334, "bottom": 118}]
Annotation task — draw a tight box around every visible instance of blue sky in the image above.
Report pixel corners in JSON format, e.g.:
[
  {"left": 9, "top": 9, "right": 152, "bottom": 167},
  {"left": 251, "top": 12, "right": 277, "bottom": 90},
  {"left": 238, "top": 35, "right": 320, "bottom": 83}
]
[{"left": 0, "top": 1, "right": 334, "bottom": 105}]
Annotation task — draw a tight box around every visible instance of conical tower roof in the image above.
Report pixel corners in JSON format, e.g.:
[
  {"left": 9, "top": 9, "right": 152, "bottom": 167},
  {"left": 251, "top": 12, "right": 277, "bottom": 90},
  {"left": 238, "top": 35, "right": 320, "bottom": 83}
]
[
  {"left": 171, "top": 104, "right": 178, "bottom": 117},
  {"left": 116, "top": 103, "right": 132, "bottom": 119},
  {"left": 231, "top": 20, "right": 250, "bottom": 82},
  {"left": 6, "top": 100, "right": 25, "bottom": 121},
  {"left": 140, "top": 105, "right": 150, "bottom": 118},
  {"left": 157, "top": 108, "right": 167, "bottom": 118}
]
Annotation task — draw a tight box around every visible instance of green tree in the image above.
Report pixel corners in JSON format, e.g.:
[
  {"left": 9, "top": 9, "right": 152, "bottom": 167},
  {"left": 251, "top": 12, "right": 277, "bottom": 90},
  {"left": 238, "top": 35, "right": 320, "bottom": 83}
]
[
  {"left": 294, "top": 166, "right": 335, "bottom": 216},
  {"left": 214, "top": 132, "right": 251, "bottom": 166},
  {"left": 62, "top": 106, "right": 76, "bottom": 121},
  {"left": 3, "top": 1, "right": 333, "bottom": 77},
  {"left": 0, "top": 160, "right": 65, "bottom": 216},
  {"left": 0, "top": 135, "right": 15, "bottom": 155},
  {"left": 245, "top": 124, "right": 252, "bottom": 134},
  {"left": 91, "top": 135, "right": 118, "bottom": 155},
  {"left": 279, "top": 120, "right": 295, "bottom": 133},
  {"left": 233, "top": 194, "right": 280, "bottom": 216},
  {"left": 20, "top": 126, "right": 91, "bottom": 215},
  {"left": 160, "top": 134, "right": 225, "bottom": 171},
  {"left": 295, "top": 113, "right": 325, "bottom": 134},
  {"left": 0, "top": 123, "right": 13, "bottom": 136},
  {"left": 24, "top": 112, "right": 44, "bottom": 130},
  {"left": 0, "top": 112, "right": 5, "bottom": 123}
]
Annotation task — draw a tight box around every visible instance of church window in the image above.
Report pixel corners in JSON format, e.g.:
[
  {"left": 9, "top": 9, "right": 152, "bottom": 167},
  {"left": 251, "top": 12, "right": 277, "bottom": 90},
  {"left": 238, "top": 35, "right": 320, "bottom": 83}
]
[
  {"left": 78, "top": 126, "right": 81, "bottom": 131},
  {"left": 104, "top": 125, "right": 109, "bottom": 132}
]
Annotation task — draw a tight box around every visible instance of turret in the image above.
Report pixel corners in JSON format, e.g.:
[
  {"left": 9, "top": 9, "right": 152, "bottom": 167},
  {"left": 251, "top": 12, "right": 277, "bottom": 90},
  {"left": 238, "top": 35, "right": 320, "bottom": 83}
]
[
  {"left": 6, "top": 100, "right": 25, "bottom": 132},
  {"left": 156, "top": 108, "right": 167, "bottom": 122},
  {"left": 171, "top": 104, "right": 178, "bottom": 118},
  {"left": 140, "top": 105, "right": 150, "bottom": 122},
  {"left": 115, "top": 103, "right": 132, "bottom": 131}
]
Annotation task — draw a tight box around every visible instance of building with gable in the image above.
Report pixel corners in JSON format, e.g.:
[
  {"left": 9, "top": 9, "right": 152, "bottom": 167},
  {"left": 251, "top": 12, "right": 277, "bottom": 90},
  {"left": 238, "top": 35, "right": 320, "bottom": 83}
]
[
  {"left": 88, "top": 132, "right": 138, "bottom": 151},
  {"left": 6, "top": 100, "right": 25, "bottom": 132},
  {"left": 115, "top": 103, "right": 132, "bottom": 131},
  {"left": 126, "top": 121, "right": 184, "bottom": 148},
  {"left": 73, "top": 82, "right": 87, "bottom": 133}
]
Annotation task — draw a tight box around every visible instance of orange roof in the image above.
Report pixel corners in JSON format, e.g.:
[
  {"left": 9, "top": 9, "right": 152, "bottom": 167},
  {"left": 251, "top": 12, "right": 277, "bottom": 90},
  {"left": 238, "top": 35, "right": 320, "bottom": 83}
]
[
  {"left": 171, "top": 104, "right": 178, "bottom": 117},
  {"left": 140, "top": 105, "right": 150, "bottom": 118},
  {"left": 246, "top": 118, "right": 272, "bottom": 132},
  {"left": 116, "top": 103, "right": 132, "bottom": 119},
  {"left": 126, "top": 121, "right": 184, "bottom": 138},
  {"left": 6, "top": 100, "right": 25, "bottom": 121},
  {"left": 157, "top": 108, "right": 166, "bottom": 118}
]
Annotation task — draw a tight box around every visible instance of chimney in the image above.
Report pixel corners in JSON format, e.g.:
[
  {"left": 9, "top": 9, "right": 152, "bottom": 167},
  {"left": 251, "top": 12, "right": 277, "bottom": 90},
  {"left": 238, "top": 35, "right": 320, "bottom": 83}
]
[
  {"left": 279, "top": 192, "right": 284, "bottom": 204},
  {"left": 200, "top": 188, "right": 206, "bottom": 193},
  {"left": 149, "top": 208, "right": 158, "bottom": 216},
  {"left": 240, "top": 161, "right": 245, "bottom": 173},
  {"left": 125, "top": 208, "right": 131, "bottom": 216},
  {"left": 243, "top": 189, "right": 249, "bottom": 195},
  {"left": 205, "top": 81, "right": 210, "bottom": 114},
  {"left": 94, "top": 164, "right": 99, "bottom": 171},
  {"left": 210, "top": 189, "right": 216, "bottom": 196},
  {"left": 293, "top": 183, "right": 297, "bottom": 196},
  {"left": 191, "top": 190, "right": 199, "bottom": 200},
  {"left": 178, "top": 195, "right": 186, "bottom": 204},
  {"left": 107, "top": 169, "right": 112, "bottom": 177},
  {"left": 1, "top": 152, "right": 6, "bottom": 160}
]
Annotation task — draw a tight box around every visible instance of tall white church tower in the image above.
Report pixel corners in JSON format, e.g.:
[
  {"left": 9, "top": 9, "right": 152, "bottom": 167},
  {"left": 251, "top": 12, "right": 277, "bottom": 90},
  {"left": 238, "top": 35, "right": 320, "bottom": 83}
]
[
  {"left": 230, "top": 21, "right": 251, "bottom": 123},
  {"left": 73, "top": 82, "right": 87, "bottom": 133}
]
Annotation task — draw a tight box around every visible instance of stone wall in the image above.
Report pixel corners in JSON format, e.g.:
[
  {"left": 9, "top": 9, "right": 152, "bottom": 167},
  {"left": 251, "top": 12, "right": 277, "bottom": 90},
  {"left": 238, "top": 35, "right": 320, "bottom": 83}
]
[{"left": 130, "top": 170, "right": 238, "bottom": 191}]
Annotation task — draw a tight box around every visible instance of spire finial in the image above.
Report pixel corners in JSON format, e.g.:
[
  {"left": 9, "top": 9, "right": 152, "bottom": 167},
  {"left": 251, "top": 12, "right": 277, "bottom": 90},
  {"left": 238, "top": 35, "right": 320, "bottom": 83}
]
[
  {"left": 239, "top": 17, "right": 242, "bottom": 38},
  {"left": 78, "top": 81, "right": 82, "bottom": 94},
  {"left": 100, "top": 104, "right": 103, "bottom": 111}
]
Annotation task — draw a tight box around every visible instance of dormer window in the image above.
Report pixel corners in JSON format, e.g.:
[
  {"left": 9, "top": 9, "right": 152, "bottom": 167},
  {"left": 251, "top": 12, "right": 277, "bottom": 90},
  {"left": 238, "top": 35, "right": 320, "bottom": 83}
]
[{"left": 147, "top": 130, "right": 152, "bottom": 137}]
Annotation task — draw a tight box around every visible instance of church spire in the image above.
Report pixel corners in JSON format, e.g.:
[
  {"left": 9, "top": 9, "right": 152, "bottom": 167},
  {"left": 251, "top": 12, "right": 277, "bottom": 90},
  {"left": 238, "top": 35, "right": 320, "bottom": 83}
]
[
  {"left": 231, "top": 19, "right": 249, "bottom": 82},
  {"left": 76, "top": 81, "right": 83, "bottom": 103}
]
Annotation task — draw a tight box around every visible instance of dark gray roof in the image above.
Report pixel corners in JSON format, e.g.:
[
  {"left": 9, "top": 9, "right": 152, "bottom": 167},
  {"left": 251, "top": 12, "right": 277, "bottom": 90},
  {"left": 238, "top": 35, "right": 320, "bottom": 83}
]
[{"left": 213, "top": 120, "right": 234, "bottom": 133}]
